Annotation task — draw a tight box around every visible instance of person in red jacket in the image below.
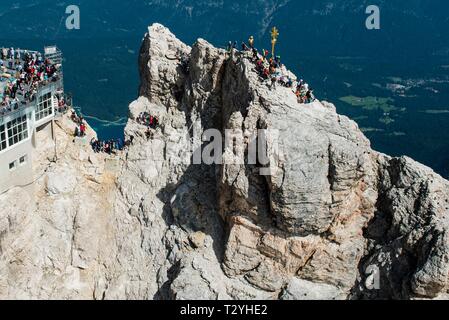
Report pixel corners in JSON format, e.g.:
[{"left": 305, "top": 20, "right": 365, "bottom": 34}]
[{"left": 80, "top": 123, "right": 86, "bottom": 137}]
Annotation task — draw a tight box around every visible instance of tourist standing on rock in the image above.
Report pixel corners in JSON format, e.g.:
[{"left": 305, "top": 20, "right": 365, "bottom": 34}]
[
  {"left": 275, "top": 55, "right": 281, "bottom": 66},
  {"left": 263, "top": 49, "right": 269, "bottom": 59},
  {"left": 252, "top": 48, "right": 258, "bottom": 61},
  {"left": 79, "top": 122, "right": 86, "bottom": 137},
  {"left": 271, "top": 76, "right": 277, "bottom": 90},
  {"left": 306, "top": 89, "right": 315, "bottom": 103},
  {"left": 226, "top": 41, "right": 232, "bottom": 53},
  {"left": 124, "top": 135, "right": 135, "bottom": 149}
]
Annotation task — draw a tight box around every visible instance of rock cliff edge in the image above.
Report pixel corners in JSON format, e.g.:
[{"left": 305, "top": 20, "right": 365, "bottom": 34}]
[{"left": 1, "top": 24, "right": 448, "bottom": 300}]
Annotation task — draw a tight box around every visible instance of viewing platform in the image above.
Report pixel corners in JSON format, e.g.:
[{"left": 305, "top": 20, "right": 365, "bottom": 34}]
[
  {"left": 0, "top": 78, "right": 64, "bottom": 119},
  {"left": 0, "top": 46, "right": 69, "bottom": 195}
]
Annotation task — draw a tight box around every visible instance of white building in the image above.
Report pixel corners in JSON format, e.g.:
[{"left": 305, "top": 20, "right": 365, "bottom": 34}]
[{"left": 0, "top": 46, "right": 65, "bottom": 195}]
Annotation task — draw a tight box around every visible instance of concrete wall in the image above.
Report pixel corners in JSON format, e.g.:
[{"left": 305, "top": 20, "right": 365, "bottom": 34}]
[
  {"left": 0, "top": 86, "right": 58, "bottom": 195},
  {"left": 0, "top": 118, "right": 55, "bottom": 195},
  {"left": 0, "top": 136, "right": 34, "bottom": 195},
  {"left": 36, "top": 120, "right": 54, "bottom": 141}
]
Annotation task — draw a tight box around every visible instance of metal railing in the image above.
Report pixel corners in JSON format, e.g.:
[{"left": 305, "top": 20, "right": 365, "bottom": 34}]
[
  {"left": 0, "top": 77, "right": 64, "bottom": 121},
  {"left": 44, "top": 46, "right": 63, "bottom": 65}
]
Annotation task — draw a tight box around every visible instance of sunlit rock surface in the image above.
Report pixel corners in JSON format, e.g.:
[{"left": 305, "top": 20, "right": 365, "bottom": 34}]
[{"left": 1, "top": 23, "right": 448, "bottom": 300}]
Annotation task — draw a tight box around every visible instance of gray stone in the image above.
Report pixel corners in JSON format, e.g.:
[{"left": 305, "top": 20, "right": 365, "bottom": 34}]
[
  {"left": 281, "top": 278, "right": 346, "bottom": 300},
  {"left": 1, "top": 23, "right": 448, "bottom": 300}
]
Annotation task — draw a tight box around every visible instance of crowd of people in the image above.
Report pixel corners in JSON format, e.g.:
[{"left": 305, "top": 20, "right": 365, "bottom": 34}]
[
  {"left": 227, "top": 36, "right": 316, "bottom": 104},
  {"left": 136, "top": 111, "right": 160, "bottom": 140},
  {"left": 0, "top": 47, "right": 62, "bottom": 115},
  {"left": 295, "top": 79, "right": 315, "bottom": 104},
  {"left": 136, "top": 111, "right": 159, "bottom": 128},
  {"left": 70, "top": 109, "right": 125, "bottom": 155},
  {"left": 71, "top": 110, "right": 87, "bottom": 137},
  {"left": 90, "top": 137, "right": 123, "bottom": 155}
]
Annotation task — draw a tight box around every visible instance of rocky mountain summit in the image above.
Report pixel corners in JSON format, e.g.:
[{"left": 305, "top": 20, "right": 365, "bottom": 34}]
[{"left": 1, "top": 23, "right": 448, "bottom": 300}]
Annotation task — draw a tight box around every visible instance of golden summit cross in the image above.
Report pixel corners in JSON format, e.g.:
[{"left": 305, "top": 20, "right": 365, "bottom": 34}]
[{"left": 271, "top": 27, "right": 279, "bottom": 57}]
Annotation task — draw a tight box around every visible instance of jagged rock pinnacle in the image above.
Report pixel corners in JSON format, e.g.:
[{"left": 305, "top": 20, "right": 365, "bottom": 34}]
[{"left": 1, "top": 23, "right": 448, "bottom": 300}]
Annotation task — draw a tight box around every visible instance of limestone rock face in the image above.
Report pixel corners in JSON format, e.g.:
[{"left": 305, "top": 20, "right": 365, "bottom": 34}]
[
  {"left": 0, "top": 23, "right": 448, "bottom": 300},
  {"left": 281, "top": 278, "right": 346, "bottom": 300}
]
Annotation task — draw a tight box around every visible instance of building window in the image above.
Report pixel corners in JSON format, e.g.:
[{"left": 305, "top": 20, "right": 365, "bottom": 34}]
[
  {"left": 0, "top": 124, "right": 7, "bottom": 151},
  {"left": 36, "top": 92, "right": 53, "bottom": 121},
  {"left": 9, "top": 161, "right": 16, "bottom": 171},
  {"left": 19, "top": 155, "right": 27, "bottom": 165},
  {"left": 7, "top": 115, "right": 29, "bottom": 147}
]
